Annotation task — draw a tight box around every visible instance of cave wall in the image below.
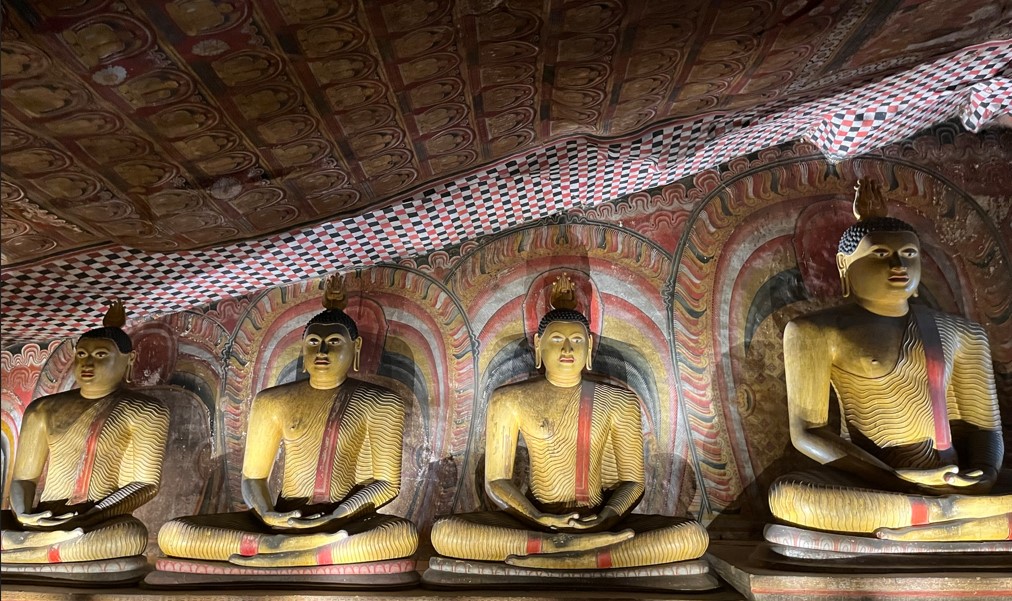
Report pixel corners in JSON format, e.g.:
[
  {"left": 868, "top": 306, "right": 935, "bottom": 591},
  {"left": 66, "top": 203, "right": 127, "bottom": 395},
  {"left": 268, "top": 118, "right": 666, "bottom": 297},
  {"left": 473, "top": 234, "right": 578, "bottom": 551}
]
[{"left": 3, "top": 122, "right": 1010, "bottom": 544}]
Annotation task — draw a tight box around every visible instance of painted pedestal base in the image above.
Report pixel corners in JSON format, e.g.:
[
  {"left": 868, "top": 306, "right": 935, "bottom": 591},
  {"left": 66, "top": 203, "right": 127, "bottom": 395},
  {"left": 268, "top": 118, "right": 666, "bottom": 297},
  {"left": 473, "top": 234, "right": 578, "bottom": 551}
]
[
  {"left": 0, "top": 555, "right": 149, "bottom": 586},
  {"left": 144, "top": 557, "right": 419, "bottom": 589},
  {"left": 764, "top": 524, "right": 1012, "bottom": 558},
  {"left": 422, "top": 556, "right": 721, "bottom": 592},
  {"left": 708, "top": 541, "right": 1012, "bottom": 601}
]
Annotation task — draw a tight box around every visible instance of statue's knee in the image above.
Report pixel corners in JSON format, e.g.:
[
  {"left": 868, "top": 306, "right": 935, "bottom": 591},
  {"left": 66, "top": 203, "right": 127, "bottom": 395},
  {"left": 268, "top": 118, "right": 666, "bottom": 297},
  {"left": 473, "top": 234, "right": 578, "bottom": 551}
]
[
  {"left": 393, "top": 518, "right": 419, "bottom": 552},
  {"left": 157, "top": 519, "right": 190, "bottom": 555},
  {"left": 673, "top": 520, "right": 709, "bottom": 556},
  {"left": 768, "top": 478, "right": 806, "bottom": 519},
  {"left": 430, "top": 516, "right": 462, "bottom": 552}
]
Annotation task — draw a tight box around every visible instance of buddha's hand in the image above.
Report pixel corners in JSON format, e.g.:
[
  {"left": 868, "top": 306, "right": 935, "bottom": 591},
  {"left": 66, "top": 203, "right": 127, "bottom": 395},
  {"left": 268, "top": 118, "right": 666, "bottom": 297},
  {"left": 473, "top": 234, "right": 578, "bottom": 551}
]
[
  {"left": 284, "top": 505, "right": 353, "bottom": 529},
  {"left": 35, "top": 511, "right": 79, "bottom": 527},
  {"left": 896, "top": 465, "right": 985, "bottom": 488},
  {"left": 567, "top": 507, "right": 619, "bottom": 530},
  {"left": 15, "top": 509, "right": 53, "bottom": 527},
  {"left": 535, "top": 512, "right": 581, "bottom": 530},
  {"left": 259, "top": 509, "right": 303, "bottom": 528}
]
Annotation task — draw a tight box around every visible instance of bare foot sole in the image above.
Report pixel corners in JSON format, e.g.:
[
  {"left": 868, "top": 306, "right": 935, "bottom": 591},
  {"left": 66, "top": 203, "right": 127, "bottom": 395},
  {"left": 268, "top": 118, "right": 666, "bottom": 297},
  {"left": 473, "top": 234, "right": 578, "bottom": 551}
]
[
  {"left": 507, "top": 550, "right": 599, "bottom": 569},
  {"left": 544, "top": 529, "right": 634, "bottom": 554},
  {"left": 2, "top": 527, "right": 84, "bottom": 550}
]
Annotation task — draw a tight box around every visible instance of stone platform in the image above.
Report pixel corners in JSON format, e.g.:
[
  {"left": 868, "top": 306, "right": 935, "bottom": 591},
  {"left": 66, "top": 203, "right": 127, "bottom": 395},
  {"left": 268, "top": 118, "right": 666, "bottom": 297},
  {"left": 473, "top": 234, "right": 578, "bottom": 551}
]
[
  {"left": 764, "top": 524, "right": 1012, "bottom": 558},
  {"left": 423, "top": 557, "right": 721, "bottom": 592},
  {"left": 144, "top": 557, "right": 419, "bottom": 589},
  {"left": 0, "top": 555, "right": 150, "bottom": 586},
  {"left": 5, "top": 582, "right": 746, "bottom": 601},
  {"left": 707, "top": 541, "right": 1012, "bottom": 601}
]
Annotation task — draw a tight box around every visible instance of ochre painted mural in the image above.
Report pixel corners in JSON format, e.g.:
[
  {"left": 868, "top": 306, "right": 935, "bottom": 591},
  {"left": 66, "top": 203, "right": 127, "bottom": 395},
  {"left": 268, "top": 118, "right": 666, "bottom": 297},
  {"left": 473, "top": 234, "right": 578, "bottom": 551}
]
[{"left": 2, "top": 122, "right": 1009, "bottom": 549}]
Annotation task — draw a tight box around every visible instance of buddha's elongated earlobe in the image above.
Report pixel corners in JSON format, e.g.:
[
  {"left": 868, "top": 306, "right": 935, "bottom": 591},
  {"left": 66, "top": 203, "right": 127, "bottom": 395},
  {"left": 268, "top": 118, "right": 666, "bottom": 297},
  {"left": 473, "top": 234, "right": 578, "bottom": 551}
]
[
  {"left": 533, "top": 334, "right": 542, "bottom": 369},
  {"left": 124, "top": 351, "right": 136, "bottom": 384},
  {"left": 836, "top": 253, "right": 851, "bottom": 298},
  {"left": 353, "top": 337, "right": 363, "bottom": 372},
  {"left": 586, "top": 334, "right": 593, "bottom": 370}
]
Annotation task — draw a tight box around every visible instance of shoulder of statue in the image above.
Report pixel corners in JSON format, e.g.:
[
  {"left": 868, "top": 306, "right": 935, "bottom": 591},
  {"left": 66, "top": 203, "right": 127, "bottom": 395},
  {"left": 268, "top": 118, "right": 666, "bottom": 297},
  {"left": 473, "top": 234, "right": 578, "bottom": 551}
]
[
  {"left": 915, "top": 306, "right": 978, "bottom": 328},
  {"left": 493, "top": 377, "right": 543, "bottom": 398},
  {"left": 591, "top": 380, "right": 641, "bottom": 405},
  {"left": 25, "top": 392, "right": 62, "bottom": 416},
  {"left": 256, "top": 378, "right": 309, "bottom": 398},
  {"left": 791, "top": 304, "right": 853, "bottom": 327},
  {"left": 249, "top": 380, "right": 303, "bottom": 414},
  {"left": 915, "top": 307, "right": 988, "bottom": 344},
  {"left": 116, "top": 388, "right": 169, "bottom": 412},
  {"left": 28, "top": 388, "right": 84, "bottom": 410},
  {"left": 487, "top": 379, "right": 540, "bottom": 412},
  {"left": 785, "top": 307, "right": 853, "bottom": 345},
  {"left": 347, "top": 378, "right": 402, "bottom": 401}
]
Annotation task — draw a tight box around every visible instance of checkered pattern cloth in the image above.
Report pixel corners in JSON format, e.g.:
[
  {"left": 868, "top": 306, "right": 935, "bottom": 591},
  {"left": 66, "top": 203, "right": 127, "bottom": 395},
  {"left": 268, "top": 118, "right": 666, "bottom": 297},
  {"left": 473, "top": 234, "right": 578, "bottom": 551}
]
[{"left": 3, "top": 42, "right": 1009, "bottom": 342}]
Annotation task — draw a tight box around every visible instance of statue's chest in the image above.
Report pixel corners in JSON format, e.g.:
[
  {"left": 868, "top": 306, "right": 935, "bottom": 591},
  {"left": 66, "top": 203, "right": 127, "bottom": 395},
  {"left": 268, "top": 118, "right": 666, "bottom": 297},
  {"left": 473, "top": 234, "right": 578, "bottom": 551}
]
[
  {"left": 837, "top": 324, "right": 905, "bottom": 378},
  {"left": 49, "top": 403, "right": 94, "bottom": 435},
  {"left": 282, "top": 397, "right": 363, "bottom": 449},
  {"left": 49, "top": 399, "right": 121, "bottom": 442},
  {"left": 520, "top": 417, "right": 580, "bottom": 444}
]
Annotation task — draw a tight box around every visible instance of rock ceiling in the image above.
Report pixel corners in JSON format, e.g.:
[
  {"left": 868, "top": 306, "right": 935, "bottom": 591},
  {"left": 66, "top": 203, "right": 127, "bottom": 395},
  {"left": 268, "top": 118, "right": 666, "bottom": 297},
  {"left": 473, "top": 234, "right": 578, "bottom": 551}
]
[{"left": 1, "top": 0, "right": 1010, "bottom": 341}]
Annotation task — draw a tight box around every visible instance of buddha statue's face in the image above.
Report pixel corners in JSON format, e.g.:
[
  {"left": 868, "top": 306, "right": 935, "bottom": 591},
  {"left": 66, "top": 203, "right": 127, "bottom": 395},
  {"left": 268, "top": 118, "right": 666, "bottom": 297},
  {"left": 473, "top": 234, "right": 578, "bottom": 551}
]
[
  {"left": 838, "top": 230, "right": 921, "bottom": 311},
  {"left": 74, "top": 338, "right": 133, "bottom": 398},
  {"left": 302, "top": 323, "right": 361, "bottom": 389},
  {"left": 535, "top": 321, "right": 592, "bottom": 386}
]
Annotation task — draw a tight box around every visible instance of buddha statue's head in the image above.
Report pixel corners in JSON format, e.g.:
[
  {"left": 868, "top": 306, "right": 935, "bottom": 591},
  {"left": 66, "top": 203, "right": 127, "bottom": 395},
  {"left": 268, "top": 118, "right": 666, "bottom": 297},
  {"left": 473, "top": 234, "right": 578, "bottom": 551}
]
[
  {"left": 75, "top": 300, "right": 136, "bottom": 399},
  {"left": 533, "top": 274, "right": 593, "bottom": 387},
  {"left": 836, "top": 179, "right": 921, "bottom": 316},
  {"left": 303, "top": 274, "right": 362, "bottom": 389}
]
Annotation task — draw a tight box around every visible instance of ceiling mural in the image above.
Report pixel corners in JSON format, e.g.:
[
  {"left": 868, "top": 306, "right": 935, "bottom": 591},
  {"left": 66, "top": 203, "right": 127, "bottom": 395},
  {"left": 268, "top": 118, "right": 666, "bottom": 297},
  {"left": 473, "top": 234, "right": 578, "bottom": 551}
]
[{"left": 1, "top": 0, "right": 1010, "bottom": 342}]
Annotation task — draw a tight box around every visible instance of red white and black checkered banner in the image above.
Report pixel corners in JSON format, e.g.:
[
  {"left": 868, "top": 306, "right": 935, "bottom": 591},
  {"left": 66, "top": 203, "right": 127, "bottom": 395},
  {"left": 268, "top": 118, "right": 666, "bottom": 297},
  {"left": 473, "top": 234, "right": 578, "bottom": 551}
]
[{"left": 3, "top": 41, "right": 1009, "bottom": 343}]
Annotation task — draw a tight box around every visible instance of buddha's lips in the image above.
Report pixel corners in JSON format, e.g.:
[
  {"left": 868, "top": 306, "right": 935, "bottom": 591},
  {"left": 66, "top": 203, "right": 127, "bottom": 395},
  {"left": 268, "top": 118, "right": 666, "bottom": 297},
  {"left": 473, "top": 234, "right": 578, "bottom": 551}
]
[
  {"left": 314, "top": 358, "right": 330, "bottom": 365},
  {"left": 559, "top": 357, "right": 575, "bottom": 364},
  {"left": 79, "top": 370, "right": 94, "bottom": 378},
  {"left": 888, "top": 274, "right": 909, "bottom": 282}
]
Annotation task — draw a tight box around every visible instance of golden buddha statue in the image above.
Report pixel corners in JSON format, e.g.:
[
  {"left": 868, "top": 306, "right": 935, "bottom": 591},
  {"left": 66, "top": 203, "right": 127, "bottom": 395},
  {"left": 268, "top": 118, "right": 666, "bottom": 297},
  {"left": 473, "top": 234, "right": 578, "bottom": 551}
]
[
  {"left": 768, "top": 180, "right": 1010, "bottom": 551},
  {"left": 152, "top": 275, "right": 418, "bottom": 585},
  {"left": 426, "top": 274, "right": 713, "bottom": 589},
  {"left": 1, "top": 302, "right": 170, "bottom": 583}
]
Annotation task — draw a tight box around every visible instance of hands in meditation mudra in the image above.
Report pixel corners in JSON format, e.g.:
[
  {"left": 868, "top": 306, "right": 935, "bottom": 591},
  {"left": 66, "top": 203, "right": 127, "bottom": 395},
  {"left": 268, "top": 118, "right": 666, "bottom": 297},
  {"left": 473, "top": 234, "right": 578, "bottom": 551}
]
[
  {"left": 429, "top": 274, "right": 709, "bottom": 572},
  {"left": 768, "top": 179, "right": 1010, "bottom": 548},
  {"left": 1, "top": 302, "right": 170, "bottom": 580},
  {"left": 157, "top": 275, "right": 418, "bottom": 568}
]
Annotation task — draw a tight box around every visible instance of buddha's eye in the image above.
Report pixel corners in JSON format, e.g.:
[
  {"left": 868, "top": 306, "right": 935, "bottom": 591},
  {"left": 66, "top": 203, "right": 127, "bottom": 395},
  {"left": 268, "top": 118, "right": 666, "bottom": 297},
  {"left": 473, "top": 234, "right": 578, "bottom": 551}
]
[
  {"left": 902, "top": 248, "right": 918, "bottom": 257},
  {"left": 76, "top": 351, "right": 87, "bottom": 358},
  {"left": 571, "top": 336, "right": 584, "bottom": 344},
  {"left": 872, "top": 248, "right": 889, "bottom": 258},
  {"left": 94, "top": 351, "right": 108, "bottom": 358},
  {"left": 550, "top": 335, "right": 564, "bottom": 343}
]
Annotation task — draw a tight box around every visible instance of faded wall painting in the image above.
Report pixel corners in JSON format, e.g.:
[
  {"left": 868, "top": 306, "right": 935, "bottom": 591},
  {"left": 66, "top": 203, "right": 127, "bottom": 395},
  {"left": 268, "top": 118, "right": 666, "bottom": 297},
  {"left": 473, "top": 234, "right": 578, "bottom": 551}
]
[{"left": 3, "top": 123, "right": 1009, "bottom": 547}]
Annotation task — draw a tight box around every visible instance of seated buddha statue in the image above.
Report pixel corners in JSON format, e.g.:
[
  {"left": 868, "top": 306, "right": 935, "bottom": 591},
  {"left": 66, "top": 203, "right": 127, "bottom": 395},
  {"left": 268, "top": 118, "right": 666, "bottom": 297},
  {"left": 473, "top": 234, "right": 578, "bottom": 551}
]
[
  {"left": 1, "top": 301, "right": 170, "bottom": 583},
  {"left": 153, "top": 275, "right": 418, "bottom": 585},
  {"left": 767, "top": 179, "right": 1010, "bottom": 552},
  {"left": 426, "top": 274, "right": 712, "bottom": 589}
]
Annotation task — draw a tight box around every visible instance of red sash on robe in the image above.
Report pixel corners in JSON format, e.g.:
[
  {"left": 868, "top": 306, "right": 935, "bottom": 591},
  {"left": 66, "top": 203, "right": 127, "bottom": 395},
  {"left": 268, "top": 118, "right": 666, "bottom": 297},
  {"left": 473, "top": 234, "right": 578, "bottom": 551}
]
[
  {"left": 911, "top": 306, "right": 952, "bottom": 452},
  {"left": 69, "top": 398, "right": 116, "bottom": 505},
  {"left": 311, "top": 381, "right": 359, "bottom": 504},
  {"left": 574, "top": 380, "right": 595, "bottom": 504}
]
